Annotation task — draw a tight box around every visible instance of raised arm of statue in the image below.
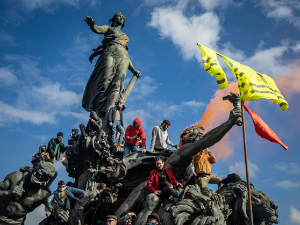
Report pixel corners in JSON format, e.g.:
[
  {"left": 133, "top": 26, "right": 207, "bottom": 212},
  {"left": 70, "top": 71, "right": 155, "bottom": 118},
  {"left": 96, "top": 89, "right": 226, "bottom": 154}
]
[
  {"left": 84, "top": 16, "right": 110, "bottom": 34},
  {"left": 171, "top": 107, "right": 241, "bottom": 164}
]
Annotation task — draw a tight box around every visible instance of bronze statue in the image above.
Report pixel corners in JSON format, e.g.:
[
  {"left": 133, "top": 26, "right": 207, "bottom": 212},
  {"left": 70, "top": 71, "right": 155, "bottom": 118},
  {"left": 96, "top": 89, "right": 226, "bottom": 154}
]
[{"left": 83, "top": 12, "right": 141, "bottom": 118}]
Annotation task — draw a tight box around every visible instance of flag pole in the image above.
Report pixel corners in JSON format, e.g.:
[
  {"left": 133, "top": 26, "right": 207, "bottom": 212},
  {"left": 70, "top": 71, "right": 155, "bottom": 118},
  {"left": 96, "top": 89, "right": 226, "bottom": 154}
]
[{"left": 241, "top": 100, "right": 254, "bottom": 225}]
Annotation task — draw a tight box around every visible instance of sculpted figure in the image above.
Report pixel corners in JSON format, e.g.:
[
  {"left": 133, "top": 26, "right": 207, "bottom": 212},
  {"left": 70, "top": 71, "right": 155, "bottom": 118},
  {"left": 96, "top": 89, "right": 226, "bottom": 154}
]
[
  {"left": 113, "top": 106, "right": 242, "bottom": 225},
  {"left": 0, "top": 161, "right": 56, "bottom": 224},
  {"left": 83, "top": 12, "right": 141, "bottom": 117}
]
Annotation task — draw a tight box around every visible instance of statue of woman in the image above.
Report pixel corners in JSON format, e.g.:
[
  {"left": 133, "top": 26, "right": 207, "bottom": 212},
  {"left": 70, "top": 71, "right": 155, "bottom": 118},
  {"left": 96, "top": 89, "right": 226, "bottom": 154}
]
[{"left": 83, "top": 12, "right": 141, "bottom": 117}]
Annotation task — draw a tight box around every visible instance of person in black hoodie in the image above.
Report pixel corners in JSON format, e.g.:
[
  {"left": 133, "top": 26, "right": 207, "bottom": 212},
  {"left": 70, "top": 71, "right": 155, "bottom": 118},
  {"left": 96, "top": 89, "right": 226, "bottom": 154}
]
[
  {"left": 146, "top": 213, "right": 161, "bottom": 225},
  {"left": 47, "top": 132, "right": 65, "bottom": 163},
  {"left": 68, "top": 129, "right": 79, "bottom": 146},
  {"left": 31, "top": 145, "right": 51, "bottom": 167},
  {"left": 78, "top": 190, "right": 115, "bottom": 225},
  {"left": 79, "top": 111, "right": 102, "bottom": 147}
]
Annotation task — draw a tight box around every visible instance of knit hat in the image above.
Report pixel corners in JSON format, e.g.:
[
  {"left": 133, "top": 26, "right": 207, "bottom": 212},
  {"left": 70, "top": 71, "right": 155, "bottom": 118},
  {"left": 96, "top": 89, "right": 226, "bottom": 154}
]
[
  {"left": 57, "top": 132, "right": 63, "bottom": 137},
  {"left": 106, "top": 215, "right": 117, "bottom": 221}
]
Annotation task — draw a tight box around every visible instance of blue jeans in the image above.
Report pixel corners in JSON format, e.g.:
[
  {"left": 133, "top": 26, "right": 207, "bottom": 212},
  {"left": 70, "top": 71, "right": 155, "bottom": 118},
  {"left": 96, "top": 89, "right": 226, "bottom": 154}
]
[
  {"left": 159, "top": 187, "right": 179, "bottom": 199},
  {"left": 64, "top": 197, "right": 71, "bottom": 211},
  {"left": 112, "top": 121, "right": 124, "bottom": 144},
  {"left": 124, "top": 142, "right": 139, "bottom": 156}
]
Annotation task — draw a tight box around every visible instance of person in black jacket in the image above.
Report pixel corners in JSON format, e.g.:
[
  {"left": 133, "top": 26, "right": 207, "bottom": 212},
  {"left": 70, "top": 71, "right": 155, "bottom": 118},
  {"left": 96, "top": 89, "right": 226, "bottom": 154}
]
[
  {"left": 47, "top": 132, "right": 65, "bottom": 163},
  {"left": 108, "top": 101, "right": 125, "bottom": 147},
  {"left": 78, "top": 190, "right": 115, "bottom": 225},
  {"left": 79, "top": 111, "right": 102, "bottom": 147},
  {"left": 69, "top": 129, "right": 79, "bottom": 146},
  {"left": 31, "top": 145, "right": 51, "bottom": 167}
]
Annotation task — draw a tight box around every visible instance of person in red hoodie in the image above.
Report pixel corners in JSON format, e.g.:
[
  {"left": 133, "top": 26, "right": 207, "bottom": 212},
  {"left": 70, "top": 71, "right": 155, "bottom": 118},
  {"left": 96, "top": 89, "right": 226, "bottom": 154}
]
[
  {"left": 124, "top": 118, "right": 147, "bottom": 156},
  {"left": 147, "top": 157, "right": 183, "bottom": 199}
]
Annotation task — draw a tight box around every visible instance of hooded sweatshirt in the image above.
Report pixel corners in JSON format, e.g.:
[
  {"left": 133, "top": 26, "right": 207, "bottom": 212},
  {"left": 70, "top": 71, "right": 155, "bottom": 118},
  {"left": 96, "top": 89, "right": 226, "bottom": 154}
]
[
  {"left": 150, "top": 123, "right": 174, "bottom": 150},
  {"left": 147, "top": 213, "right": 161, "bottom": 224},
  {"left": 125, "top": 118, "right": 146, "bottom": 147},
  {"left": 86, "top": 111, "right": 102, "bottom": 131}
]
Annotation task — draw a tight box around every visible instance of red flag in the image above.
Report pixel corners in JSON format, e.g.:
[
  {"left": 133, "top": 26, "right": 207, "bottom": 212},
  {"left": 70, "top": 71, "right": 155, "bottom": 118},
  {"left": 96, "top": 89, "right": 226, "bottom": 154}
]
[{"left": 244, "top": 105, "right": 289, "bottom": 150}]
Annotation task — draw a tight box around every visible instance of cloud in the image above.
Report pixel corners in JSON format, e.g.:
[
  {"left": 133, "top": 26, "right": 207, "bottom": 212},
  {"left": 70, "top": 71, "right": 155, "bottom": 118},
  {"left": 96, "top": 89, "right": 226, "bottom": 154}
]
[
  {"left": 0, "top": 67, "right": 17, "bottom": 85},
  {"left": 273, "top": 162, "right": 300, "bottom": 174},
  {"left": 182, "top": 100, "right": 205, "bottom": 113},
  {"left": 198, "top": 0, "right": 232, "bottom": 10},
  {"left": 258, "top": 0, "right": 300, "bottom": 28},
  {"left": 0, "top": 31, "right": 17, "bottom": 45},
  {"left": 29, "top": 82, "right": 82, "bottom": 109},
  {"left": 123, "top": 109, "right": 153, "bottom": 128},
  {"left": 0, "top": 101, "right": 56, "bottom": 126},
  {"left": 130, "top": 76, "right": 160, "bottom": 100},
  {"left": 294, "top": 42, "right": 300, "bottom": 53},
  {"left": 289, "top": 206, "right": 300, "bottom": 224},
  {"left": 148, "top": 6, "right": 221, "bottom": 62},
  {"left": 25, "top": 205, "right": 47, "bottom": 225},
  {"left": 275, "top": 180, "right": 300, "bottom": 189},
  {"left": 229, "top": 160, "right": 260, "bottom": 178}
]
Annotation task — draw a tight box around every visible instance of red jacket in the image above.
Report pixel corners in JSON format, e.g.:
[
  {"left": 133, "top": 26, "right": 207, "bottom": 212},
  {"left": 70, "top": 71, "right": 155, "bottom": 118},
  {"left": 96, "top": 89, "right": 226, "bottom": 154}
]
[
  {"left": 125, "top": 118, "right": 146, "bottom": 147},
  {"left": 147, "top": 167, "right": 178, "bottom": 193}
]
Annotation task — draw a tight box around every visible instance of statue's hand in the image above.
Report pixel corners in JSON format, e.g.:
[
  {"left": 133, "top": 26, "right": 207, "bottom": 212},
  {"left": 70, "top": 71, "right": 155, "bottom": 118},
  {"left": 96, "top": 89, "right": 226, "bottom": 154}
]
[
  {"left": 134, "top": 70, "right": 141, "bottom": 78},
  {"left": 58, "top": 210, "right": 70, "bottom": 223},
  {"left": 84, "top": 16, "right": 95, "bottom": 27},
  {"left": 229, "top": 107, "right": 242, "bottom": 125},
  {"left": 10, "top": 186, "right": 25, "bottom": 200}
]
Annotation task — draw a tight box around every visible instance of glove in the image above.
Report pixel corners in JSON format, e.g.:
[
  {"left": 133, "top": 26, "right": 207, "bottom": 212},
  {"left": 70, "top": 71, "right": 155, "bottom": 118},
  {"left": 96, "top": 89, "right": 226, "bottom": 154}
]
[{"left": 173, "top": 144, "right": 178, "bottom": 149}]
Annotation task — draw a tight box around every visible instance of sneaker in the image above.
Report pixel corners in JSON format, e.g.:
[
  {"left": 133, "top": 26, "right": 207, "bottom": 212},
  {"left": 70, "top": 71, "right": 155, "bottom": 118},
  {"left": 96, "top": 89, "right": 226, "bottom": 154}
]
[{"left": 118, "top": 144, "right": 124, "bottom": 147}]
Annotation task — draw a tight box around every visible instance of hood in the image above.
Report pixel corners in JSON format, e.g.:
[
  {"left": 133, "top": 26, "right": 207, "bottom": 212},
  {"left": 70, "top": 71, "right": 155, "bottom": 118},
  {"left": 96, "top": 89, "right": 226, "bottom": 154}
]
[
  {"left": 39, "top": 144, "right": 46, "bottom": 153},
  {"left": 158, "top": 123, "right": 167, "bottom": 133},
  {"left": 133, "top": 118, "right": 141, "bottom": 127},
  {"left": 89, "top": 111, "right": 99, "bottom": 120},
  {"left": 72, "top": 129, "right": 79, "bottom": 134},
  {"left": 148, "top": 213, "right": 160, "bottom": 224}
]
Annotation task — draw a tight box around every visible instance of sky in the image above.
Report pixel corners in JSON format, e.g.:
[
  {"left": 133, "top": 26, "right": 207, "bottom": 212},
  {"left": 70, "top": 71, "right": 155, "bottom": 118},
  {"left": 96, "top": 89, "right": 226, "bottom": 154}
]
[{"left": 0, "top": 0, "right": 299, "bottom": 224}]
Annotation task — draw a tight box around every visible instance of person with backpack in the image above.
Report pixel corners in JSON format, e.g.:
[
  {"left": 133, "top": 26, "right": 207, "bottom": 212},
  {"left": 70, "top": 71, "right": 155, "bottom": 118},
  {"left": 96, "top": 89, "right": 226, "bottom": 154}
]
[
  {"left": 193, "top": 148, "right": 223, "bottom": 192},
  {"left": 124, "top": 118, "right": 146, "bottom": 156}
]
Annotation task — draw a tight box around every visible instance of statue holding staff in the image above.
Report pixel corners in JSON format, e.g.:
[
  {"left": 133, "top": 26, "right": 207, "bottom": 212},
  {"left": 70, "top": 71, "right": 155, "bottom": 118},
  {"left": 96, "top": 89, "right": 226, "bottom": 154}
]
[{"left": 83, "top": 12, "right": 141, "bottom": 118}]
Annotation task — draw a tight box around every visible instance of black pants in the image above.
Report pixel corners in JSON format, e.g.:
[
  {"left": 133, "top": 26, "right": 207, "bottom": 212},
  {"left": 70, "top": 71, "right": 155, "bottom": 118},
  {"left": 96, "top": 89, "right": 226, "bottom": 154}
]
[
  {"left": 79, "top": 124, "right": 102, "bottom": 141},
  {"left": 159, "top": 187, "right": 178, "bottom": 199}
]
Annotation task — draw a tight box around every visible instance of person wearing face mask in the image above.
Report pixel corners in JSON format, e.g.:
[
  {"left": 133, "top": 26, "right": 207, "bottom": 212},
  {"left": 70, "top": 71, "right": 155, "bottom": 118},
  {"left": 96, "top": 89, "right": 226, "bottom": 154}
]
[
  {"left": 150, "top": 120, "right": 177, "bottom": 153},
  {"left": 146, "top": 213, "right": 160, "bottom": 225},
  {"left": 47, "top": 132, "right": 65, "bottom": 163},
  {"left": 78, "top": 190, "right": 115, "bottom": 225},
  {"left": 31, "top": 145, "right": 51, "bottom": 167},
  {"left": 46, "top": 180, "right": 87, "bottom": 213}
]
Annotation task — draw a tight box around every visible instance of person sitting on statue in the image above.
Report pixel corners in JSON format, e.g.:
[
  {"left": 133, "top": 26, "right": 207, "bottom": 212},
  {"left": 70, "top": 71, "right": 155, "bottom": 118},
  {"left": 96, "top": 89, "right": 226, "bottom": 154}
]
[
  {"left": 146, "top": 213, "right": 161, "bottom": 225},
  {"left": 108, "top": 101, "right": 125, "bottom": 147},
  {"left": 79, "top": 190, "right": 115, "bottom": 225},
  {"left": 118, "top": 211, "right": 137, "bottom": 225},
  {"left": 150, "top": 120, "right": 177, "bottom": 153},
  {"left": 124, "top": 118, "right": 146, "bottom": 156},
  {"left": 47, "top": 180, "right": 87, "bottom": 213},
  {"left": 193, "top": 146, "right": 223, "bottom": 192},
  {"left": 69, "top": 128, "right": 80, "bottom": 145},
  {"left": 79, "top": 111, "right": 103, "bottom": 148},
  {"left": 47, "top": 132, "right": 65, "bottom": 163},
  {"left": 31, "top": 145, "right": 51, "bottom": 167},
  {"left": 147, "top": 157, "right": 183, "bottom": 199}
]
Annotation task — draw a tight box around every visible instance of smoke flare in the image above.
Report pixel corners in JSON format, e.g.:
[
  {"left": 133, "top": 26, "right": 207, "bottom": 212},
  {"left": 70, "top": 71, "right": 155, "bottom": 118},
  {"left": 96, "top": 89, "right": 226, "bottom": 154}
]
[{"left": 191, "top": 82, "right": 239, "bottom": 159}]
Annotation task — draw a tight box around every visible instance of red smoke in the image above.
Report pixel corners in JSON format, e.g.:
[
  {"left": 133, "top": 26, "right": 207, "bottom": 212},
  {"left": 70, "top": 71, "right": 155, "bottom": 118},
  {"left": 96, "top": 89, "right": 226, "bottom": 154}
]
[{"left": 192, "top": 82, "right": 239, "bottom": 159}]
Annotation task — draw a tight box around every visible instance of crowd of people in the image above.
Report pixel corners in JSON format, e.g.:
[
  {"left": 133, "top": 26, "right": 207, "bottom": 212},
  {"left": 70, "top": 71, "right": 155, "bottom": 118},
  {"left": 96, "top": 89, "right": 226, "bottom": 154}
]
[{"left": 30, "top": 100, "right": 224, "bottom": 225}]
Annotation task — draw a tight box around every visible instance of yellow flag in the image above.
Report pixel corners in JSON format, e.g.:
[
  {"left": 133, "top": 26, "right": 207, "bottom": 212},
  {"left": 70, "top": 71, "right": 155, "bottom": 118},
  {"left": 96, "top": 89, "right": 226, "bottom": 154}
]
[
  {"left": 260, "top": 74, "right": 289, "bottom": 111},
  {"left": 223, "top": 57, "right": 278, "bottom": 101},
  {"left": 197, "top": 44, "right": 228, "bottom": 90}
]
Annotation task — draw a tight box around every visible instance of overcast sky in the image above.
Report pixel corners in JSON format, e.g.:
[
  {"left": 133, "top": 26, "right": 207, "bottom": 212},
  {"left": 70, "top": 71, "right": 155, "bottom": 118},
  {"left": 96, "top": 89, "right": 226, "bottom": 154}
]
[{"left": 0, "top": 0, "right": 300, "bottom": 224}]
